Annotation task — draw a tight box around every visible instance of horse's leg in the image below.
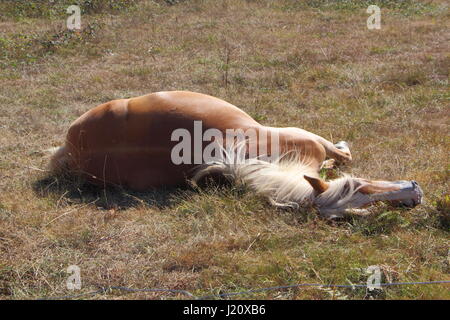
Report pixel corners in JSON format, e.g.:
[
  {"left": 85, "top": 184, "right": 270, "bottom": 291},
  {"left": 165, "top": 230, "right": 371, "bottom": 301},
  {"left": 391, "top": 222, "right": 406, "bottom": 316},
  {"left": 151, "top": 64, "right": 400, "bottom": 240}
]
[
  {"left": 290, "top": 138, "right": 327, "bottom": 172},
  {"left": 319, "top": 141, "right": 352, "bottom": 170},
  {"left": 291, "top": 128, "right": 352, "bottom": 164},
  {"left": 320, "top": 159, "right": 336, "bottom": 170},
  {"left": 268, "top": 197, "right": 300, "bottom": 210},
  {"left": 318, "top": 139, "right": 352, "bottom": 164}
]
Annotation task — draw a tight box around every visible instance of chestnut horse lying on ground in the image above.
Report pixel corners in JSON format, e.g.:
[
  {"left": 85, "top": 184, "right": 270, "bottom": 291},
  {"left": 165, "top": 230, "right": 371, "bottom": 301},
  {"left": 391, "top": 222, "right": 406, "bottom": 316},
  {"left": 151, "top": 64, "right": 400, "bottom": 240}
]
[{"left": 49, "top": 91, "right": 423, "bottom": 218}]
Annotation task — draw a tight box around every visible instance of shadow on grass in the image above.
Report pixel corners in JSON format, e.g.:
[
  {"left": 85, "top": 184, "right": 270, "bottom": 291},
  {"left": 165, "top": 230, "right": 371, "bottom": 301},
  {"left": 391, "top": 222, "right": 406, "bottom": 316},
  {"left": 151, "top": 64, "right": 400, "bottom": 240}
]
[
  {"left": 31, "top": 171, "right": 234, "bottom": 211},
  {"left": 31, "top": 173, "right": 449, "bottom": 233},
  {"left": 32, "top": 173, "right": 192, "bottom": 210},
  {"left": 331, "top": 202, "right": 450, "bottom": 234}
]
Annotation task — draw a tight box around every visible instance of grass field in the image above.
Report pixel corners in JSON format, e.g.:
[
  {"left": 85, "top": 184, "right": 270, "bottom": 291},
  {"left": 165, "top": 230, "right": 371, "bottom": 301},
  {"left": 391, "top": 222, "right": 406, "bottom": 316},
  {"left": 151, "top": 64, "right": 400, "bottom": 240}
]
[{"left": 0, "top": 0, "right": 449, "bottom": 299}]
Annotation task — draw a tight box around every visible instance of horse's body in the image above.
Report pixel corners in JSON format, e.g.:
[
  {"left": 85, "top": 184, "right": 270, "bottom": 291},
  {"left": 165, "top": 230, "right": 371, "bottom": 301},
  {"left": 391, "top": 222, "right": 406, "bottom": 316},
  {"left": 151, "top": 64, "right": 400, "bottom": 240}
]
[
  {"left": 50, "top": 91, "right": 423, "bottom": 218},
  {"left": 53, "top": 91, "right": 349, "bottom": 189}
]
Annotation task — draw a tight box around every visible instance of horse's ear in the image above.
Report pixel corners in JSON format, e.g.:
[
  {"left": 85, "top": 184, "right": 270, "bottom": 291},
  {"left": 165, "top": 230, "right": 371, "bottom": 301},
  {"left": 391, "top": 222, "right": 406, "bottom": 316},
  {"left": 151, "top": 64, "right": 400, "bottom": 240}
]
[{"left": 304, "top": 175, "right": 329, "bottom": 194}]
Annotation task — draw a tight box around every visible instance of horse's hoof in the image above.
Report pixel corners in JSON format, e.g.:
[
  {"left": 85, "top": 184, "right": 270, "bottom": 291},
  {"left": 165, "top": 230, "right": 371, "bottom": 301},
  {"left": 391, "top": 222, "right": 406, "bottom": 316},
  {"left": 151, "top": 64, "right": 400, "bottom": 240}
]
[
  {"left": 284, "top": 202, "right": 300, "bottom": 210},
  {"left": 321, "top": 159, "right": 336, "bottom": 169},
  {"left": 334, "top": 141, "right": 352, "bottom": 163},
  {"left": 335, "top": 141, "right": 349, "bottom": 151}
]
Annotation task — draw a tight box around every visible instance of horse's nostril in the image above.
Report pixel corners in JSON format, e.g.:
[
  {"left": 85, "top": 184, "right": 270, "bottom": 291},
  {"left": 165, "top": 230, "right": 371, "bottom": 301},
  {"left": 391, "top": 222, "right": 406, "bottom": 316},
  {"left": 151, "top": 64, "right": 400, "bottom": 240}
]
[
  {"left": 388, "top": 180, "right": 424, "bottom": 208},
  {"left": 415, "top": 183, "right": 424, "bottom": 205},
  {"left": 408, "top": 181, "right": 423, "bottom": 206}
]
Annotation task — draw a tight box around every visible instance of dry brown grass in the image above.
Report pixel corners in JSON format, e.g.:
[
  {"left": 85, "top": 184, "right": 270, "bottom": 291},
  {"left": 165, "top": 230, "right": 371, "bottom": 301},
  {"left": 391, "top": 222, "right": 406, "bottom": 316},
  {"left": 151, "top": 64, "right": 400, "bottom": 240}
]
[{"left": 0, "top": 0, "right": 449, "bottom": 299}]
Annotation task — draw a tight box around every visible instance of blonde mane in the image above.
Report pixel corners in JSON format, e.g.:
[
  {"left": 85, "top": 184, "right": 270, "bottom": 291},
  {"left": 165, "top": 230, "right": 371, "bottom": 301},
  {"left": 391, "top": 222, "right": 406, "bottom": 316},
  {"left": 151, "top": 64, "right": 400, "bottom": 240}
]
[{"left": 192, "top": 145, "right": 364, "bottom": 218}]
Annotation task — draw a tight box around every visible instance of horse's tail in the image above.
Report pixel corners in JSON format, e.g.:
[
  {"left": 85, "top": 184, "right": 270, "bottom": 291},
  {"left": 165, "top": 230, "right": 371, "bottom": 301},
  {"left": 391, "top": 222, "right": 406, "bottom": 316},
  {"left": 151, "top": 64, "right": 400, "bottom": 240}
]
[{"left": 47, "top": 145, "right": 70, "bottom": 174}]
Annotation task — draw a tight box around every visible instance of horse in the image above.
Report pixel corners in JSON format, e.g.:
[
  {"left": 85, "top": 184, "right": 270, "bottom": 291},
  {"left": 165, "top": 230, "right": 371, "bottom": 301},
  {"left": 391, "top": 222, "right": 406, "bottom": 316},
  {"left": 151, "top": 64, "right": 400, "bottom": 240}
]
[{"left": 49, "top": 90, "right": 423, "bottom": 218}]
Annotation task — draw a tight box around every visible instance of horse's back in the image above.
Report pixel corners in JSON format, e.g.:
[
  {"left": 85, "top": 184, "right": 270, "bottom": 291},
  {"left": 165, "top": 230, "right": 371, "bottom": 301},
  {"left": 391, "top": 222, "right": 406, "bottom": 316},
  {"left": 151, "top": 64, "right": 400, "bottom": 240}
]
[{"left": 127, "top": 91, "right": 258, "bottom": 129}]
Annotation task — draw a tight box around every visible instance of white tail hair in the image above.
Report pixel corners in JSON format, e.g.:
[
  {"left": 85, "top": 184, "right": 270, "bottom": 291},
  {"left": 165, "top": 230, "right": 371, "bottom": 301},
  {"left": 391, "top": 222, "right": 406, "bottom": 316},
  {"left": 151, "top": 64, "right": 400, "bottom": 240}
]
[
  {"left": 192, "top": 142, "right": 363, "bottom": 218},
  {"left": 47, "top": 145, "right": 70, "bottom": 174}
]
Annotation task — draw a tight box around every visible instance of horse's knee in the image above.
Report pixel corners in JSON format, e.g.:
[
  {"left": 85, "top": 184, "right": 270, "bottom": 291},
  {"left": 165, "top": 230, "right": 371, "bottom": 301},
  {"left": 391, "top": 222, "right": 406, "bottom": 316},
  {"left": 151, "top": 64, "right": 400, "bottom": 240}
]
[{"left": 302, "top": 139, "right": 326, "bottom": 165}]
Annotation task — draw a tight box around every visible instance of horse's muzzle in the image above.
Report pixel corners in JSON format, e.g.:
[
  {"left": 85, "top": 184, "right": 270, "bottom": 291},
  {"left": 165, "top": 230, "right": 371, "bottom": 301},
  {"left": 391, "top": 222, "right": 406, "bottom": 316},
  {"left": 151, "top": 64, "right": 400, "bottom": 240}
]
[{"left": 391, "top": 180, "right": 424, "bottom": 207}]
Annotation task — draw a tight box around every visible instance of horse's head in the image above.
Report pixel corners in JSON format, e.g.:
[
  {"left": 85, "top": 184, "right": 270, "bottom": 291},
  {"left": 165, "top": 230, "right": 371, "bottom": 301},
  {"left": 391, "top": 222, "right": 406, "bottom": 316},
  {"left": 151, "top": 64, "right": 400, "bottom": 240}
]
[{"left": 304, "top": 175, "right": 423, "bottom": 218}]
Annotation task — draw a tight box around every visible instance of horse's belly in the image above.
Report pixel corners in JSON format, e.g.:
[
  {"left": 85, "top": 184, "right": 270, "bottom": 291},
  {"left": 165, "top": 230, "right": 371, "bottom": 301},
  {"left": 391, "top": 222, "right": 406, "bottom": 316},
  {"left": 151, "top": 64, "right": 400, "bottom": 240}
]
[{"left": 78, "top": 149, "right": 192, "bottom": 189}]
